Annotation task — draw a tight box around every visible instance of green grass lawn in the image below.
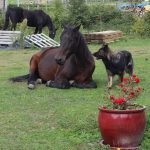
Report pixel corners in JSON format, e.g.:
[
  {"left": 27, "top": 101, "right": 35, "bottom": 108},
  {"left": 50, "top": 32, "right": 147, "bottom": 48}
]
[{"left": 0, "top": 38, "right": 150, "bottom": 150}]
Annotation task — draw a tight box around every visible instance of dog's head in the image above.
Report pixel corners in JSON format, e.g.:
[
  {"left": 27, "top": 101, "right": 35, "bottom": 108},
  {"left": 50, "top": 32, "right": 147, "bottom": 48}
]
[{"left": 93, "top": 44, "right": 110, "bottom": 60}]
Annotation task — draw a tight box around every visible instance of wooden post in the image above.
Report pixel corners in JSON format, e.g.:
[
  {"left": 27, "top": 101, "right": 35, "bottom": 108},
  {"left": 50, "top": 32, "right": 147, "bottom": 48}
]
[
  {"left": 16, "top": 0, "right": 20, "bottom": 7},
  {"left": 36, "top": 0, "right": 40, "bottom": 9},
  {"left": 4, "top": 0, "right": 8, "bottom": 11}
]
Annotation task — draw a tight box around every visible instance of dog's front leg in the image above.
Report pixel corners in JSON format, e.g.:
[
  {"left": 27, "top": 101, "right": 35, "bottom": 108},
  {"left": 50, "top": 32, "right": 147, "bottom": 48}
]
[{"left": 107, "top": 75, "right": 113, "bottom": 88}]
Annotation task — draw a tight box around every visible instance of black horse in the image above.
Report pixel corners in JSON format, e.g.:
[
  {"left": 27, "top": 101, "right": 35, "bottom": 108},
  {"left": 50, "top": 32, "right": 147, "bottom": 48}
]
[
  {"left": 10, "top": 25, "right": 97, "bottom": 89},
  {"left": 3, "top": 6, "right": 56, "bottom": 39}
]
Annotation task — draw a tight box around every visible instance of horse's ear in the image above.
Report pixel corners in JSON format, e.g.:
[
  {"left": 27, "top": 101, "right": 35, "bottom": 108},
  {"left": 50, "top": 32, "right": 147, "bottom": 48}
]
[{"left": 73, "top": 24, "right": 81, "bottom": 32}]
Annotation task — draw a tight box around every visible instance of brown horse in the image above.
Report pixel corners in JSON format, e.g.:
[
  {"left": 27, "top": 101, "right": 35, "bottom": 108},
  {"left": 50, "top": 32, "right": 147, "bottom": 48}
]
[{"left": 10, "top": 25, "right": 97, "bottom": 89}]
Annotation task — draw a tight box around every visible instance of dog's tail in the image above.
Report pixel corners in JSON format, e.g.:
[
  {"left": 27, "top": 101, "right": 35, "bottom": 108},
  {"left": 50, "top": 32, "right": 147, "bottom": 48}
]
[
  {"left": 9, "top": 74, "right": 29, "bottom": 82},
  {"left": 127, "top": 53, "right": 134, "bottom": 75},
  {"left": 3, "top": 9, "right": 10, "bottom": 30}
]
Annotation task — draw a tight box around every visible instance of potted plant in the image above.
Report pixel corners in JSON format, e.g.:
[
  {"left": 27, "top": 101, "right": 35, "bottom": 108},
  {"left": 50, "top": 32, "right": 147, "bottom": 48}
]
[{"left": 98, "top": 74, "right": 146, "bottom": 149}]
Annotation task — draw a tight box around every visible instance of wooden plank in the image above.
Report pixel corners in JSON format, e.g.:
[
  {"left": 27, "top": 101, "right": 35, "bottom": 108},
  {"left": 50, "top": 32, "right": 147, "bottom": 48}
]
[
  {"left": 0, "top": 39, "right": 13, "bottom": 42},
  {"left": 0, "top": 30, "right": 21, "bottom": 46},
  {"left": 0, "top": 41, "right": 13, "bottom": 44},
  {"left": 83, "top": 30, "right": 123, "bottom": 43},
  {"left": 0, "top": 30, "right": 21, "bottom": 34},
  {"left": 24, "top": 33, "right": 60, "bottom": 48}
]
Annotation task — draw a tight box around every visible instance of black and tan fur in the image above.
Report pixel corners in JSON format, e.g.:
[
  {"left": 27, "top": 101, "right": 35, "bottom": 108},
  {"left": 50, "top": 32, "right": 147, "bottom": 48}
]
[{"left": 93, "top": 44, "right": 134, "bottom": 88}]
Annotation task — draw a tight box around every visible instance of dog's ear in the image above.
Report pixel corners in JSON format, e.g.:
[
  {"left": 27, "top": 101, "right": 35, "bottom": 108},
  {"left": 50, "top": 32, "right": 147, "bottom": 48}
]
[{"left": 103, "top": 43, "right": 108, "bottom": 50}]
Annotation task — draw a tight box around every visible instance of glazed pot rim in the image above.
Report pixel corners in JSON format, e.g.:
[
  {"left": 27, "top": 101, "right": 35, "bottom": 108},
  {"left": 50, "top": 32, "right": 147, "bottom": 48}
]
[{"left": 99, "top": 105, "right": 146, "bottom": 113}]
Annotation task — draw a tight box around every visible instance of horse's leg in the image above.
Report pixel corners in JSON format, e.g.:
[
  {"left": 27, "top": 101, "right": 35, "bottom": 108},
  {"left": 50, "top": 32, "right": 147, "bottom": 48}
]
[
  {"left": 11, "top": 23, "right": 16, "bottom": 31},
  {"left": 10, "top": 16, "right": 16, "bottom": 31},
  {"left": 46, "top": 68, "right": 71, "bottom": 89},
  {"left": 38, "top": 26, "right": 42, "bottom": 34},
  {"left": 71, "top": 80, "right": 97, "bottom": 89},
  {"left": 46, "top": 55, "right": 77, "bottom": 89},
  {"left": 28, "top": 54, "right": 40, "bottom": 89},
  {"left": 71, "top": 63, "right": 97, "bottom": 88},
  {"left": 47, "top": 54, "right": 97, "bottom": 89},
  {"left": 71, "top": 72, "right": 97, "bottom": 88},
  {"left": 34, "top": 27, "right": 38, "bottom": 34}
]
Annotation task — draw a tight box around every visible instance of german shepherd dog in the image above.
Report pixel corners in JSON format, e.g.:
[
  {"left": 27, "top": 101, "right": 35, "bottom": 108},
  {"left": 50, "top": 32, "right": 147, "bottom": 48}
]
[{"left": 93, "top": 44, "right": 134, "bottom": 88}]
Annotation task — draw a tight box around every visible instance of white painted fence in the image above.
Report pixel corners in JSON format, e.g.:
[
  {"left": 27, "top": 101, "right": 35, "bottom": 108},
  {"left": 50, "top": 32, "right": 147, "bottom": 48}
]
[{"left": 0, "top": 30, "right": 21, "bottom": 46}]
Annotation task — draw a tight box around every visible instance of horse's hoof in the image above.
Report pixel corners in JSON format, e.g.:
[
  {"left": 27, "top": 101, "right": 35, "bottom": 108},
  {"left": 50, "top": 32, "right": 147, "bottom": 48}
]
[
  {"left": 28, "top": 84, "right": 35, "bottom": 89},
  {"left": 36, "top": 78, "right": 42, "bottom": 84},
  {"left": 46, "top": 80, "right": 52, "bottom": 87}
]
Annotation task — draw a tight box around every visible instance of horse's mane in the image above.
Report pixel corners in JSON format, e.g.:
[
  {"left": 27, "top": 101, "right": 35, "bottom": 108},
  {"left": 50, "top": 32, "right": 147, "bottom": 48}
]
[{"left": 77, "top": 31, "right": 93, "bottom": 64}]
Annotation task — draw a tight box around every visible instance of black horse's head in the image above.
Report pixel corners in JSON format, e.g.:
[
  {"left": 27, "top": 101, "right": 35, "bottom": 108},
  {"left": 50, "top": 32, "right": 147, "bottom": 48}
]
[
  {"left": 55, "top": 25, "right": 81, "bottom": 65},
  {"left": 93, "top": 44, "right": 111, "bottom": 60},
  {"left": 49, "top": 26, "right": 56, "bottom": 39}
]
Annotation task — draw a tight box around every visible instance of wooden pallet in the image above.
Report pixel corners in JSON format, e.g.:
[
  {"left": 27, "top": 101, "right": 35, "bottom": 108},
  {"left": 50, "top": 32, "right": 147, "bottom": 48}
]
[
  {"left": 24, "top": 33, "right": 60, "bottom": 48},
  {"left": 83, "top": 30, "right": 123, "bottom": 44},
  {"left": 0, "top": 30, "right": 21, "bottom": 46}
]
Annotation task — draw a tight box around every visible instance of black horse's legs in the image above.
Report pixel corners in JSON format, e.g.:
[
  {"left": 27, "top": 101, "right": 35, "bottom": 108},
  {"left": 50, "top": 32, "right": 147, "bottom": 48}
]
[
  {"left": 34, "top": 27, "right": 38, "bottom": 34},
  {"left": 28, "top": 56, "right": 40, "bottom": 89},
  {"left": 34, "top": 26, "right": 42, "bottom": 34},
  {"left": 38, "top": 26, "right": 42, "bottom": 34},
  {"left": 10, "top": 22, "right": 16, "bottom": 31},
  {"left": 46, "top": 80, "right": 71, "bottom": 89},
  {"left": 10, "top": 17, "right": 16, "bottom": 31},
  {"left": 28, "top": 70, "right": 39, "bottom": 89},
  {"left": 71, "top": 80, "right": 97, "bottom": 88},
  {"left": 46, "top": 55, "right": 77, "bottom": 89}
]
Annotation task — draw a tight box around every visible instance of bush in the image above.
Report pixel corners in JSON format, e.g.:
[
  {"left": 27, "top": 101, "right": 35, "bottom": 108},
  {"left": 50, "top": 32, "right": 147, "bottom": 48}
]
[
  {"left": 82, "top": 5, "right": 134, "bottom": 33},
  {"left": 0, "top": 11, "right": 4, "bottom": 29},
  {"left": 64, "top": 0, "right": 89, "bottom": 27},
  {"left": 132, "top": 12, "right": 150, "bottom": 37},
  {"left": 50, "top": 0, "right": 66, "bottom": 29},
  {"left": 143, "top": 12, "right": 150, "bottom": 36},
  {"left": 132, "top": 17, "right": 145, "bottom": 37}
]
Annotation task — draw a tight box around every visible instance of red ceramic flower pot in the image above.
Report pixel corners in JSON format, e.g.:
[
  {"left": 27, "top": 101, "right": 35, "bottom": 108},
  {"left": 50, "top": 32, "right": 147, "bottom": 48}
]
[{"left": 98, "top": 106, "right": 146, "bottom": 148}]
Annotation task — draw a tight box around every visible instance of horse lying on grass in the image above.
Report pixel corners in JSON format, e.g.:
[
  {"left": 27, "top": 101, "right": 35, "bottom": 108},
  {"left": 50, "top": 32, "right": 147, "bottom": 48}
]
[
  {"left": 3, "top": 6, "right": 56, "bottom": 39},
  {"left": 93, "top": 44, "right": 133, "bottom": 88},
  {"left": 10, "top": 25, "right": 97, "bottom": 89}
]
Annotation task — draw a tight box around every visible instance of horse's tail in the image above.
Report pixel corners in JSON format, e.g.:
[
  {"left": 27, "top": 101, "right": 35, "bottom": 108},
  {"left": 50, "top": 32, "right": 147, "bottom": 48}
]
[
  {"left": 3, "top": 9, "right": 10, "bottom": 30},
  {"left": 9, "top": 74, "right": 29, "bottom": 82}
]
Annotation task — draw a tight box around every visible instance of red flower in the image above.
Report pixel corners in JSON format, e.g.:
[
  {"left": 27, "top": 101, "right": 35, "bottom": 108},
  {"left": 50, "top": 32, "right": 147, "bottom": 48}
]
[
  {"left": 128, "top": 91, "right": 135, "bottom": 99},
  {"left": 134, "top": 77, "right": 140, "bottom": 83},
  {"left": 122, "top": 88, "right": 127, "bottom": 93},
  {"left": 128, "top": 95, "right": 134, "bottom": 99},
  {"left": 113, "top": 97, "right": 126, "bottom": 104},
  {"left": 110, "top": 95, "right": 115, "bottom": 100},
  {"left": 130, "top": 91, "right": 135, "bottom": 96},
  {"left": 118, "top": 83, "right": 123, "bottom": 88},
  {"left": 122, "top": 78, "right": 130, "bottom": 83},
  {"left": 132, "top": 74, "right": 136, "bottom": 78}
]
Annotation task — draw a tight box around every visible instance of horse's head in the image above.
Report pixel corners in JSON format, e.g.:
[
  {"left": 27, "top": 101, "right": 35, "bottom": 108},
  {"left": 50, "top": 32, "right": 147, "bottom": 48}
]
[
  {"left": 93, "top": 44, "right": 110, "bottom": 60},
  {"left": 55, "top": 25, "right": 81, "bottom": 65},
  {"left": 49, "top": 28, "right": 57, "bottom": 39}
]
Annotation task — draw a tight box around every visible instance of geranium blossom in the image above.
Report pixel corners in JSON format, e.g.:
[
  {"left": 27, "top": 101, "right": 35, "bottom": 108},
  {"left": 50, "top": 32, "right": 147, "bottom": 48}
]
[
  {"left": 134, "top": 77, "right": 140, "bottom": 83},
  {"left": 102, "top": 74, "right": 143, "bottom": 110},
  {"left": 113, "top": 97, "right": 126, "bottom": 104}
]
